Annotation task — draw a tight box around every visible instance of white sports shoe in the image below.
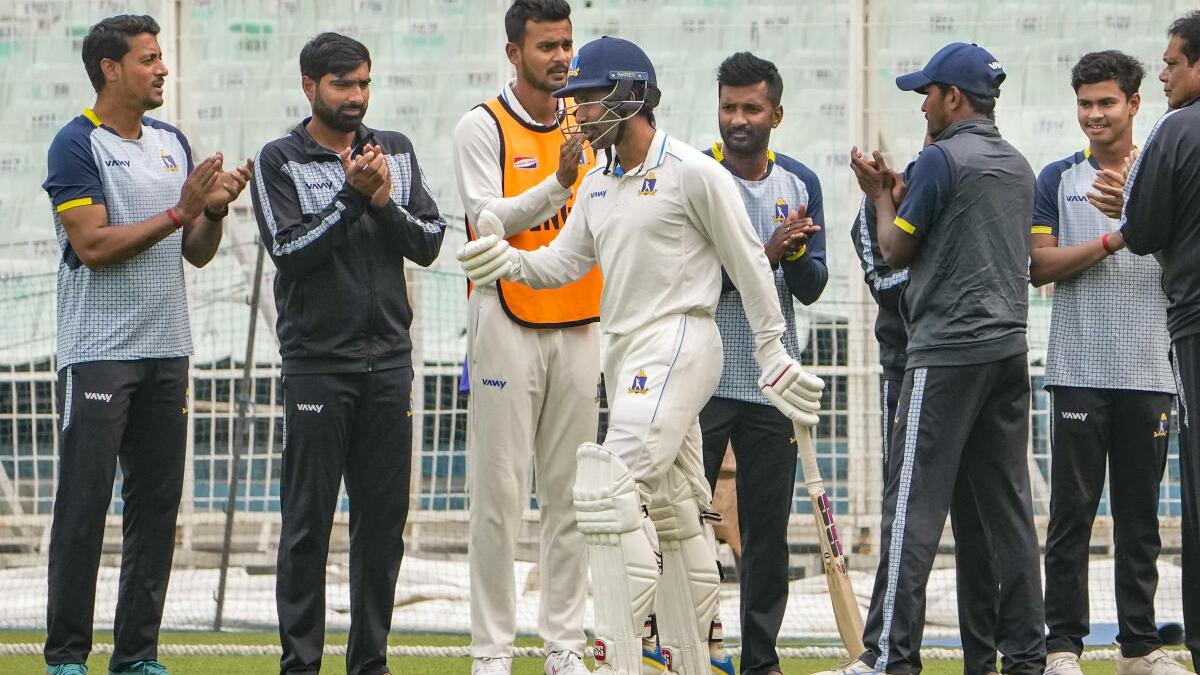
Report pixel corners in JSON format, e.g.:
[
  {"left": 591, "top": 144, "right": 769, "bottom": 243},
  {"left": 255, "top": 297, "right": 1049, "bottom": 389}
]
[
  {"left": 472, "top": 656, "right": 513, "bottom": 675},
  {"left": 811, "top": 658, "right": 895, "bottom": 675},
  {"left": 1117, "top": 649, "right": 1194, "bottom": 675},
  {"left": 1045, "top": 651, "right": 1085, "bottom": 675},
  {"left": 545, "top": 649, "right": 591, "bottom": 675}
]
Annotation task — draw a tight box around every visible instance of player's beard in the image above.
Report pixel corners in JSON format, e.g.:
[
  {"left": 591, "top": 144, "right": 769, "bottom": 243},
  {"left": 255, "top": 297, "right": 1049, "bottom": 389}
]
[
  {"left": 718, "top": 122, "right": 769, "bottom": 157},
  {"left": 137, "top": 78, "right": 166, "bottom": 112},
  {"left": 313, "top": 91, "right": 367, "bottom": 133}
]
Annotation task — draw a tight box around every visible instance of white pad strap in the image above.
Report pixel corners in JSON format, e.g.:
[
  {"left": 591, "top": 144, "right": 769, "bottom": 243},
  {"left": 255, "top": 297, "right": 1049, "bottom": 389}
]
[
  {"left": 647, "top": 466, "right": 722, "bottom": 675},
  {"left": 575, "top": 442, "right": 660, "bottom": 673}
]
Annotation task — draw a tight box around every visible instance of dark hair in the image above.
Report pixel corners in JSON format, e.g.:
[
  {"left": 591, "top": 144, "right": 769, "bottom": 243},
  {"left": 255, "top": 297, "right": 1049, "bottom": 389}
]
[
  {"left": 632, "top": 81, "right": 661, "bottom": 122},
  {"left": 299, "top": 32, "right": 371, "bottom": 81},
  {"left": 1169, "top": 10, "right": 1200, "bottom": 65},
  {"left": 505, "top": 0, "right": 571, "bottom": 45},
  {"left": 82, "top": 14, "right": 160, "bottom": 92},
  {"left": 1071, "top": 50, "right": 1145, "bottom": 97},
  {"left": 716, "top": 51, "right": 783, "bottom": 106},
  {"left": 933, "top": 83, "right": 996, "bottom": 119}
]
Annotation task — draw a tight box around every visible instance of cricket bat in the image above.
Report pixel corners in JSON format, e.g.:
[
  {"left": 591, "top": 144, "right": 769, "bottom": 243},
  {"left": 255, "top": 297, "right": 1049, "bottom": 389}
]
[{"left": 795, "top": 422, "right": 866, "bottom": 659}]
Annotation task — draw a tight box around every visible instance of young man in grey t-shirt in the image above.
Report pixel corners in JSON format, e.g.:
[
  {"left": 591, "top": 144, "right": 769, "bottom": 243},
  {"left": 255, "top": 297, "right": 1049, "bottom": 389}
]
[
  {"left": 826, "top": 42, "right": 1046, "bottom": 675},
  {"left": 1029, "top": 51, "right": 1184, "bottom": 675}
]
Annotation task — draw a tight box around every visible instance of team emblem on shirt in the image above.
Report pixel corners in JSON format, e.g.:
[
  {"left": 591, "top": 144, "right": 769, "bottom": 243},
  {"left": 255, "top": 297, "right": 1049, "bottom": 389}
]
[
  {"left": 1153, "top": 412, "right": 1169, "bottom": 438},
  {"left": 160, "top": 149, "right": 179, "bottom": 172},
  {"left": 513, "top": 156, "right": 538, "bottom": 169},
  {"left": 774, "top": 198, "right": 789, "bottom": 223},
  {"left": 638, "top": 172, "right": 657, "bottom": 196},
  {"left": 627, "top": 369, "right": 650, "bottom": 394}
]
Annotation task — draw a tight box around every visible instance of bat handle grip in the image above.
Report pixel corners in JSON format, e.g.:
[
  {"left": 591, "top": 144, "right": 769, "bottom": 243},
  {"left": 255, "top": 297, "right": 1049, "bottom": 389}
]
[{"left": 793, "top": 422, "right": 823, "bottom": 485}]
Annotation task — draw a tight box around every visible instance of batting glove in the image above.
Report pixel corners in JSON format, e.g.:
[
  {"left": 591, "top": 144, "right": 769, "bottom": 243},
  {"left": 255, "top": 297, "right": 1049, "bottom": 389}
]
[
  {"left": 458, "top": 211, "right": 517, "bottom": 285},
  {"left": 457, "top": 235, "right": 515, "bottom": 285},
  {"left": 759, "top": 356, "right": 824, "bottom": 427}
]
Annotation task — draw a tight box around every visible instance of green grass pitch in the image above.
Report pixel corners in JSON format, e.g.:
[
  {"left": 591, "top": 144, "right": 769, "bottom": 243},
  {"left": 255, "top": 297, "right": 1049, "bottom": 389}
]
[{"left": 1, "top": 632, "right": 1191, "bottom": 674}]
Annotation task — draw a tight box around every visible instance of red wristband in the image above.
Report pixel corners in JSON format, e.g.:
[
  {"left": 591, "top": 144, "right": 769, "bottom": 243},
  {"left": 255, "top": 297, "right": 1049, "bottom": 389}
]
[
  {"left": 166, "top": 207, "right": 182, "bottom": 229},
  {"left": 1101, "top": 232, "right": 1115, "bottom": 254}
]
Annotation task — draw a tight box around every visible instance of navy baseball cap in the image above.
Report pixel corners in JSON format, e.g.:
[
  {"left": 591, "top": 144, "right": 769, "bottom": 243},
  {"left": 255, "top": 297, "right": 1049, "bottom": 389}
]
[
  {"left": 554, "top": 36, "right": 656, "bottom": 98},
  {"left": 896, "top": 42, "right": 1006, "bottom": 97}
]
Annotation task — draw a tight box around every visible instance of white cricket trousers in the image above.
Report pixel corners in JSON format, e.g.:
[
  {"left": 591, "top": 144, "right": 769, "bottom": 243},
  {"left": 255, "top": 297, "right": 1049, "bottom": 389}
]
[
  {"left": 467, "top": 289, "right": 601, "bottom": 658},
  {"left": 602, "top": 311, "right": 722, "bottom": 513}
]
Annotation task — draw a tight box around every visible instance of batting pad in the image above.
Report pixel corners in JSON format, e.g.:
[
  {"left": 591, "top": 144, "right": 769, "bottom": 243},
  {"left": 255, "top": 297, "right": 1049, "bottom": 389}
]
[
  {"left": 648, "top": 465, "right": 722, "bottom": 675},
  {"left": 574, "top": 442, "right": 661, "bottom": 674}
]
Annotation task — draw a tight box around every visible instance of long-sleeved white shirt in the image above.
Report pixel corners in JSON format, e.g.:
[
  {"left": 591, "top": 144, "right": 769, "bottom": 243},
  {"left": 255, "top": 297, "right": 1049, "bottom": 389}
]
[
  {"left": 512, "top": 129, "right": 788, "bottom": 369},
  {"left": 452, "top": 82, "right": 574, "bottom": 239}
]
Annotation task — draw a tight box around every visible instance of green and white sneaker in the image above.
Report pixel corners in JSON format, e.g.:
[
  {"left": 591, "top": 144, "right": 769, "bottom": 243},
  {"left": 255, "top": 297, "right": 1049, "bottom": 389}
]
[{"left": 47, "top": 665, "right": 88, "bottom": 675}]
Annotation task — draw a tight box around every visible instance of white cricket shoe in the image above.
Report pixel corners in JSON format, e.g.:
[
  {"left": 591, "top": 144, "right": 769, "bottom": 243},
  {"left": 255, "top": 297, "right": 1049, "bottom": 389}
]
[
  {"left": 1117, "top": 649, "right": 1194, "bottom": 675},
  {"left": 1045, "top": 651, "right": 1085, "bottom": 675},
  {"left": 545, "top": 649, "right": 591, "bottom": 675},
  {"left": 472, "top": 656, "right": 513, "bottom": 675},
  {"left": 811, "top": 658, "right": 897, "bottom": 675}
]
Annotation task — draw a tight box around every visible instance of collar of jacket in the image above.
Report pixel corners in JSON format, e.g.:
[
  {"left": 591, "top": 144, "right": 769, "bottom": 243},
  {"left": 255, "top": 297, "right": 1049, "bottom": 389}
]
[
  {"left": 935, "top": 117, "right": 998, "bottom": 142},
  {"left": 290, "top": 117, "right": 377, "bottom": 159},
  {"left": 1174, "top": 94, "right": 1200, "bottom": 110}
]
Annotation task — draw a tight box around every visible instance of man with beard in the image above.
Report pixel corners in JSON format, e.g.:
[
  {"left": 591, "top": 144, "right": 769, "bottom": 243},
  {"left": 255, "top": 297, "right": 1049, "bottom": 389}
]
[
  {"left": 42, "top": 14, "right": 251, "bottom": 675},
  {"left": 1117, "top": 10, "right": 1200, "bottom": 668},
  {"left": 450, "top": 2, "right": 597, "bottom": 673},
  {"left": 828, "top": 42, "right": 1045, "bottom": 675},
  {"left": 250, "top": 32, "right": 446, "bottom": 675},
  {"left": 698, "top": 51, "right": 827, "bottom": 675},
  {"left": 458, "top": 36, "right": 824, "bottom": 675}
]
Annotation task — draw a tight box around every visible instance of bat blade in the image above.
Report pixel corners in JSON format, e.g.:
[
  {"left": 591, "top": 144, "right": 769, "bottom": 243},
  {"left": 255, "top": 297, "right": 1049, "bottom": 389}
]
[
  {"left": 810, "top": 491, "right": 866, "bottom": 659},
  {"left": 798, "top": 424, "right": 866, "bottom": 659}
]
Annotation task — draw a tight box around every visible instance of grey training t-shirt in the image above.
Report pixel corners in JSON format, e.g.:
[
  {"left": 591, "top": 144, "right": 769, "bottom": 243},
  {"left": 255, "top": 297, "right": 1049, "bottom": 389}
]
[
  {"left": 43, "top": 111, "right": 194, "bottom": 370},
  {"left": 1033, "top": 150, "right": 1174, "bottom": 394}
]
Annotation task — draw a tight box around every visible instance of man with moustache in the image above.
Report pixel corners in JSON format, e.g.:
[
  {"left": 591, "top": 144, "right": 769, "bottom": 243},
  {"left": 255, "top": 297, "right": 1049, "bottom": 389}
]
[
  {"left": 250, "top": 32, "right": 446, "bottom": 675},
  {"left": 451, "top": 2, "right": 598, "bottom": 673},
  {"left": 1117, "top": 10, "right": 1200, "bottom": 669},
  {"left": 42, "top": 13, "right": 251, "bottom": 675},
  {"left": 698, "top": 51, "right": 827, "bottom": 675}
]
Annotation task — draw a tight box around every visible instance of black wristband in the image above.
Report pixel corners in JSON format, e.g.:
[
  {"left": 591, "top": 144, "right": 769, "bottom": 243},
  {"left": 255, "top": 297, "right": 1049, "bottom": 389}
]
[{"left": 203, "top": 204, "right": 229, "bottom": 220}]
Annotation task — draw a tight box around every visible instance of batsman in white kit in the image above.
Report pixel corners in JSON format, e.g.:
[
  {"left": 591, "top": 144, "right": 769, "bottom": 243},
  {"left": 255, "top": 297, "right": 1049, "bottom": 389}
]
[{"left": 459, "top": 36, "right": 824, "bottom": 675}]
